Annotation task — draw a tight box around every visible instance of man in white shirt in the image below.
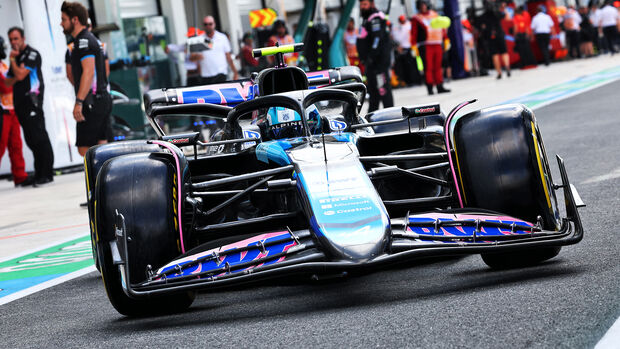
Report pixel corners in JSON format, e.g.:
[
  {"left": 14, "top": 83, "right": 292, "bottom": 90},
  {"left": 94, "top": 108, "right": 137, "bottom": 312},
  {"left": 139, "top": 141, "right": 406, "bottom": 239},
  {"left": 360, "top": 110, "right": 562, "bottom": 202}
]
[
  {"left": 531, "top": 5, "right": 555, "bottom": 65},
  {"left": 589, "top": 4, "right": 604, "bottom": 53},
  {"left": 598, "top": 0, "right": 619, "bottom": 54},
  {"left": 563, "top": 6, "right": 582, "bottom": 58},
  {"left": 189, "top": 16, "right": 238, "bottom": 84},
  {"left": 392, "top": 15, "right": 419, "bottom": 86}
]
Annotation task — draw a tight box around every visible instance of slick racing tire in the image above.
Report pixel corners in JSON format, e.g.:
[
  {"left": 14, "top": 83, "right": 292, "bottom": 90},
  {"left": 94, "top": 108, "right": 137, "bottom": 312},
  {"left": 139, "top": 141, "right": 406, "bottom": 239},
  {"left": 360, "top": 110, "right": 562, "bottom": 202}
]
[
  {"left": 95, "top": 152, "right": 194, "bottom": 316},
  {"left": 451, "top": 104, "right": 561, "bottom": 269},
  {"left": 84, "top": 141, "right": 161, "bottom": 272}
]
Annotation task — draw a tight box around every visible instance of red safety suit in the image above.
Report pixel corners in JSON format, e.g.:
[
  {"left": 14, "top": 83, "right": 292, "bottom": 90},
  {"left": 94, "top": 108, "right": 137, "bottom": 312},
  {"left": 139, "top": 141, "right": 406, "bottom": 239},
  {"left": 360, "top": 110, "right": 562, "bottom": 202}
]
[
  {"left": 410, "top": 10, "right": 447, "bottom": 86},
  {"left": 0, "top": 61, "right": 28, "bottom": 184}
]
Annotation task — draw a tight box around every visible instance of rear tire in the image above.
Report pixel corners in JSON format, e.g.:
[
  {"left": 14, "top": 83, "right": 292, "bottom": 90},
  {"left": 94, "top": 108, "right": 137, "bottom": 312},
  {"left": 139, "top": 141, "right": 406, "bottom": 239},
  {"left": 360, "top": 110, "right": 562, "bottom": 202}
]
[
  {"left": 95, "top": 152, "right": 194, "bottom": 316},
  {"left": 452, "top": 104, "right": 561, "bottom": 269}
]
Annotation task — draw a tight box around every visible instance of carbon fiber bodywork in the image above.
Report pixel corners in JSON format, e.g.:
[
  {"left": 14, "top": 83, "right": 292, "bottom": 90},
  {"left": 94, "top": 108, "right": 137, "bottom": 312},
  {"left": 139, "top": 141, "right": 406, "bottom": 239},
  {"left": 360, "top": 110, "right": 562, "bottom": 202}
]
[{"left": 93, "top": 63, "right": 584, "bottom": 309}]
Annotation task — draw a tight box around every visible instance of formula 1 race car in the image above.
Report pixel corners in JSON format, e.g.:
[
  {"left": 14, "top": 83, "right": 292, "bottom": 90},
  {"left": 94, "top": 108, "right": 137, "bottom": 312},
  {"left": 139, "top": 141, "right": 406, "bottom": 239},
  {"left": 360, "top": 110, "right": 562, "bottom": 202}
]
[{"left": 84, "top": 44, "right": 584, "bottom": 316}]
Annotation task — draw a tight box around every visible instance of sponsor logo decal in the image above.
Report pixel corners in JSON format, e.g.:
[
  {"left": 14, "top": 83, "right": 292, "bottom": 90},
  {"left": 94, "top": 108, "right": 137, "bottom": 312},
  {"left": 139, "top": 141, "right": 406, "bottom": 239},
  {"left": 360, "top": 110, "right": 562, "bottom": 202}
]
[
  {"left": 277, "top": 108, "right": 295, "bottom": 122},
  {"left": 168, "top": 138, "right": 190, "bottom": 144},
  {"left": 241, "top": 130, "right": 261, "bottom": 150},
  {"left": 319, "top": 195, "right": 366, "bottom": 204},
  {"left": 322, "top": 206, "right": 373, "bottom": 216},
  {"left": 415, "top": 107, "right": 435, "bottom": 114},
  {"left": 243, "top": 130, "right": 261, "bottom": 139},
  {"left": 78, "top": 39, "right": 89, "bottom": 49},
  {"left": 335, "top": 206, "right": 372, "bottom": 214},
  {"left": 329, "top": 120, "right": 347, "bottom": 131}
]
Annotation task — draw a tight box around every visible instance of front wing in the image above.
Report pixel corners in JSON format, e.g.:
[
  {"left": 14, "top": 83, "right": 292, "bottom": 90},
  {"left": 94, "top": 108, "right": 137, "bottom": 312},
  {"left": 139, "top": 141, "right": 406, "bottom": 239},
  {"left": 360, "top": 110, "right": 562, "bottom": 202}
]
[{"left": 110, "top": 156, "right": 583, "bottom": 299}]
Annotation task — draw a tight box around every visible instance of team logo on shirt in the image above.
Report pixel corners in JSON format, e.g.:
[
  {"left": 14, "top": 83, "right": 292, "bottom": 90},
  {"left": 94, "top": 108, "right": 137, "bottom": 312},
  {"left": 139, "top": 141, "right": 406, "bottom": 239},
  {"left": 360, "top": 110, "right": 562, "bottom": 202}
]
[
  {"left": 28, "top": 51, "right": 37, "bottom": 60},
  {"left": 79, "top": 39, "right": 89, "bottom": 49}
]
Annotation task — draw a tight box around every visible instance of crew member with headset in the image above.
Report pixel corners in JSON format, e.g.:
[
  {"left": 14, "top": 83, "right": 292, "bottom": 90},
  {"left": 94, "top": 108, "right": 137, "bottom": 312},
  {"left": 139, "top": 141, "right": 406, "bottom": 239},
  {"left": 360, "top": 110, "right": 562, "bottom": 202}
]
[{"left": 357, "top": 0, "right": 394, "bottom": 112}]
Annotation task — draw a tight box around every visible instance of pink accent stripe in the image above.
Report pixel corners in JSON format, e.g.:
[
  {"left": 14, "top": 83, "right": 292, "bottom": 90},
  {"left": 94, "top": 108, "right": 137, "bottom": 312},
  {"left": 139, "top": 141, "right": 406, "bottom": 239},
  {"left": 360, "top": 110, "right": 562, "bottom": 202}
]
[
  {"left": 177, "top": 89, "right": 183, "bottom": 104},
  {"left": 151, "top": 141, "right": 186, "bottom": 254},
  {"left": 444, "top": 101, "right": 473, "bottom": 208}
]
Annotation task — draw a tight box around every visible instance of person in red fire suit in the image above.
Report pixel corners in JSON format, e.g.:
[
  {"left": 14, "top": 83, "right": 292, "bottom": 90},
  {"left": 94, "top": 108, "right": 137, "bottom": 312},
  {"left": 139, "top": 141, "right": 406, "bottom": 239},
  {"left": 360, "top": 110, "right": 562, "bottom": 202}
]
[
  {"left": 0, "top": 35, "right": 34, "bottom": 187},
  {"left": 410, "top": 0, "right": 451, "bottom": 95}
]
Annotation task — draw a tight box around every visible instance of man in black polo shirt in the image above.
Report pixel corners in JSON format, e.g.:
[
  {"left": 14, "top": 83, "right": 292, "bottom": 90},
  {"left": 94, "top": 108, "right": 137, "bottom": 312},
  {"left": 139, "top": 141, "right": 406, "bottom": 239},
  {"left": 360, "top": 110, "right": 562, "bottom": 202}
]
[
  {"left": 65, "top": 18, "right": 109, "bottom": 86},
  {"left": 5, "top": 27, "right": 54, "bottom": 186},
  {"left": 61, "top": 1, "right": 111, "bottom": 157}
]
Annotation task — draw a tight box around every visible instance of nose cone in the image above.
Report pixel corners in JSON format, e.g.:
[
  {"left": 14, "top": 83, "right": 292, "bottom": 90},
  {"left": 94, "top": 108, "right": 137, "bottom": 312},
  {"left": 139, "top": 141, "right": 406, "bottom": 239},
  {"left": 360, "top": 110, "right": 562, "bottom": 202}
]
[
  {"left": 322, "top": 223, "right": 390, "bottom": 261},
  {"left": 290, "top": 142, "right": 391, "bottom": 262},
  {"left": 297, "top": 161, "right": 390, "bottom": 261}
]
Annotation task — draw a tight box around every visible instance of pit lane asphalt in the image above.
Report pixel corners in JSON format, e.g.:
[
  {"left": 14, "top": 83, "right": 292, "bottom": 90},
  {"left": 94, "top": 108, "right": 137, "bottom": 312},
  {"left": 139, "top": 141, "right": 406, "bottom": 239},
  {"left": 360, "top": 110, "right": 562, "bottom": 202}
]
[{"left": 2, "top": 81, "right": 619, "bottom": 348}]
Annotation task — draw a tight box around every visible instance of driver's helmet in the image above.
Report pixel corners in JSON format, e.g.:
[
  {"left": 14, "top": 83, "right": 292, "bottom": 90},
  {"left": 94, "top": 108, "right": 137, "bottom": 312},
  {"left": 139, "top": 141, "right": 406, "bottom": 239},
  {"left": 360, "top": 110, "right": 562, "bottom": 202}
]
[{"left": 266, "top": 105, "right": 322, "bottom": 139}]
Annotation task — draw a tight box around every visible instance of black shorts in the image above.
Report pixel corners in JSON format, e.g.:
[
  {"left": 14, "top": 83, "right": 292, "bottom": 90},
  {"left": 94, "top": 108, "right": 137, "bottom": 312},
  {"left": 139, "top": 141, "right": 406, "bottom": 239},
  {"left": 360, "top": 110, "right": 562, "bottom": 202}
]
[
  {"left": 76, "top": 93, "right": 112, "bottom": 147},
  {"left": 490, "top": 36, "right": 507, "bottom": 55},
  {"left": 579, "top": 29, "right": 594, "bottom": 43}
]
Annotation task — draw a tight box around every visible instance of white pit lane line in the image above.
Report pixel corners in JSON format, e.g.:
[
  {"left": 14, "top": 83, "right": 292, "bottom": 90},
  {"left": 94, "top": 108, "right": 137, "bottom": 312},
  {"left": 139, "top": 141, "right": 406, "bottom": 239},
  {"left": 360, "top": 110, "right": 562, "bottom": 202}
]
[
  {"left": 581, "top": 167, "right": 620, "bottom": 185},
  {"left": 595, "top": 317, "right": 620, "bottom": 349}
]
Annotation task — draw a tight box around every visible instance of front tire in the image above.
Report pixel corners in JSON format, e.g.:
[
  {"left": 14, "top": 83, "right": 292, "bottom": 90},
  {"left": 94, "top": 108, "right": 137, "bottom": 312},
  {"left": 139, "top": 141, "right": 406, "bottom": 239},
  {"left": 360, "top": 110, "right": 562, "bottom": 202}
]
[
  {"left": 480, "top": 247, "right": 561, "bottom": 269},
  {"left": 95, "top": 152, "right": 194, "bottom": 316},
  {"left": 452, "top": 104, "right": 561, "bottom": 269},
  {"left": 85, "top": 141, "right": 161, "bottom": 272}
]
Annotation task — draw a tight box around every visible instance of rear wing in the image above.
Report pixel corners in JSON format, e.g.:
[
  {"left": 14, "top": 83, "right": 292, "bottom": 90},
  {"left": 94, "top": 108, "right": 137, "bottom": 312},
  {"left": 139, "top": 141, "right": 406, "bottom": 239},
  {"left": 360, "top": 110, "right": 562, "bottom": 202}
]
[{"left": 144, "top": 66, "right": 363, "bottom": 115}]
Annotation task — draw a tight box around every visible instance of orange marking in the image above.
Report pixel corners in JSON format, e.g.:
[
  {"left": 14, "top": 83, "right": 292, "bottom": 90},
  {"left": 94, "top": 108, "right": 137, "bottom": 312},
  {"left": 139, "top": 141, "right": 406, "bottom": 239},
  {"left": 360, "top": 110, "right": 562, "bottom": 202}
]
[{"left": 0, "top": 223, "right": 88, "bottom": 240}]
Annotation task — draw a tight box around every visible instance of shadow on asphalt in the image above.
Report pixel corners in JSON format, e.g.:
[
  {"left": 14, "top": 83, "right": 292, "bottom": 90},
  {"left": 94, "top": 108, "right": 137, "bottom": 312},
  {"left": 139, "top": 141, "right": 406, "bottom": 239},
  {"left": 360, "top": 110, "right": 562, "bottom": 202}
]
[{"left": 102, "top": 256, "right": 587, "bottom": 332}]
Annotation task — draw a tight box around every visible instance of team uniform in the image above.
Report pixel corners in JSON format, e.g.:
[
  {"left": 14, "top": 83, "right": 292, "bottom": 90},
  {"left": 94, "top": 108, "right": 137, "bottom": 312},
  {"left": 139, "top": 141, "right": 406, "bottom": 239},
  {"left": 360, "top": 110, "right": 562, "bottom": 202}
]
[
  {"left": 66, "top": 40, "right": 108, "bottom": 68},
  {"left": 344, "top": 29, "right": 360, "bottom": 68},
  {"left": 8, "top": 45, "right": 54, "bottom": 182},
  {"left": 411, "top": 9, "right": 449, "bottom": 93},
  {"left": 357, "top": 8, "right": 394, "bottom": 112},
  {"left": 563, "top": 8, "right": 582, "bottom": 58},
  {"left": 69, "top": 29, "right": 112, "bottom": 146},
  {"left": 0, "top": 61, "right": 29, "bottom": 185},
  {"left": 531, "top": 11, "right": 555, "bottom": 66},
  {"left": 598, "top": 4, "right": 619, "bottom": 54},
  {"left": 480, "top": 9, "right": 507, "bottom": 56},
  {"left": 513, "top": 11, "right": 537, "bottom": 68},
  {"left": 392, "top": 20, "right": 419, "bottom": 86}
]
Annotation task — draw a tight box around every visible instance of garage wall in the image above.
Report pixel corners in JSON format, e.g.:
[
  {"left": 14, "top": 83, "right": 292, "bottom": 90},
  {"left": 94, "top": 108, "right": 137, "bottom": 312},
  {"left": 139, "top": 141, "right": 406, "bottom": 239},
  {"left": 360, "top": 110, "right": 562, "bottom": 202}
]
[{"left": 119, "top": 0, "right": 159, "bottom": 19}]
